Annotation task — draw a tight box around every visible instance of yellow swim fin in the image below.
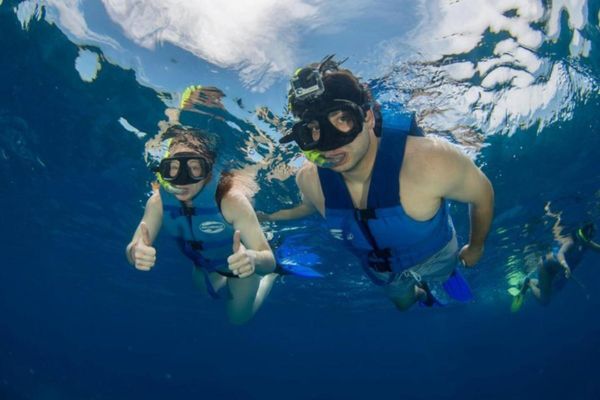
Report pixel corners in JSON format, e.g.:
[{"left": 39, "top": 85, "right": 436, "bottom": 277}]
[{"left": 511, "top": 293, "right": 525, "bottom": 313}]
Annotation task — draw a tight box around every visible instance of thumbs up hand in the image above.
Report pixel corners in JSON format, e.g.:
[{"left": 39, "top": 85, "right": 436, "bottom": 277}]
[
  {"left": 227, "top": 230, "right": 256, "bottom": 278},
  {"left": 132, "top": 222, "right": 157, "bottom": 271}
]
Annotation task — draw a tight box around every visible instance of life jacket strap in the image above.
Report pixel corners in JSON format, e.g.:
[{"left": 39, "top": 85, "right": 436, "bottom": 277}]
[
  {"left": 367, "top": 248, "right": 392, "bottom": 272},
  {"left": 189, "top": 240, "right": 204, "bottom": 251},
  {"left": 354, "top": 208, "right": 376, "bottom": 221}
]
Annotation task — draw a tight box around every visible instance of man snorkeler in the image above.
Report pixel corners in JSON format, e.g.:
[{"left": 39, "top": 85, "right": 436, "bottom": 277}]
[
  {"left": 513, "top": 222, "right": 599, "bottom": 309},
  {"left": 126, "top": 126, "right": 277, "bottom": 324},
  {"left": 260, "top": 55, "right": 495, "bottom": 310}
]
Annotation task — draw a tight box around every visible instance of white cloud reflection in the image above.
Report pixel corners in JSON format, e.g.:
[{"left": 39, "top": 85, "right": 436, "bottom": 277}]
[
  {"left": 398, "top": 0, "right": 597, "bottom": 139},
  {"left": 35, "top": 0, "right": 121, "bottom": 49},
  {"left": 13, "top": 0, "right": 597, "bottom": 140},
  {"left": 101, "top": 0, "right": 320, "bottom": 90},
  {"left": 23, "top": 0, "right": 375, "bottom": 91}
]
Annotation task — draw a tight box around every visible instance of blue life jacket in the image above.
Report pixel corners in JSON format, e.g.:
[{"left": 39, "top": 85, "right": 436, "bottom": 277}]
[
  {"left": 159, "top": 176, "right": 235, "bottom": 277},
  {"left": 549, "top": 232, "right": 589, "bottom": 274},
  {"left": 317, "top": 111, "right": 455, "bottom": 273}
]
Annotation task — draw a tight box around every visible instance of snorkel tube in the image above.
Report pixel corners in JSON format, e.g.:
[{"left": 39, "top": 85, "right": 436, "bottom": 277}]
[
  {"left": 576, "top": 225, "right": 600, "bottom": 251},
  {"left": 154, "top": 138, "right": 185, "bottom": 195}
]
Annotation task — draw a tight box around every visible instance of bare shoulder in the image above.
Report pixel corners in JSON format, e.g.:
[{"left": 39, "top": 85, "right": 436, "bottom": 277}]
[
  {"left": 406, "top": 135, "right": 463, "bottom": 159},
  {"left": 404, "top": 135, "right": 469, "bottom": 177},
  {"left": 220, "top": 186, "right": 255, "bottom": 224}
]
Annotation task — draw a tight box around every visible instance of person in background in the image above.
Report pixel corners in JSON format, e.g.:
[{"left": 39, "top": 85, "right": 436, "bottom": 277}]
[{"left": 511, "top": 204, "right": 599, "bottom": 310}]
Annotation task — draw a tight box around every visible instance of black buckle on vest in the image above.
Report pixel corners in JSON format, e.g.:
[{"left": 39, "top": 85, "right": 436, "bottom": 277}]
[
  {"left": 367, "top": 248, "right": 392, "bottom": 272},
  {"left": 189, "top": 240, "right": 204, "bottom": 251},
  {"left": 182, "top": 205, "right": 196, "bottom": 217},
  {"left": 355, "top": 208, "right": 376, "bottom": 221}
]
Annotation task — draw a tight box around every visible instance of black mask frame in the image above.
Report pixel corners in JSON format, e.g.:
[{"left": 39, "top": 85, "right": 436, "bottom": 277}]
[
  {"left": 155, "top": 152, "right": 211, "bottom": 186},
  {"left": 288, "top": 99, "right": 367, "bottom": 151}
]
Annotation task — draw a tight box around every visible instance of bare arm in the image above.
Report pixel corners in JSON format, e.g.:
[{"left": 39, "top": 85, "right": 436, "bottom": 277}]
[
  {"left": 425, "top": 139, "right": 494, "bottom": 265},
  {"left": 221, "top": 190, "right": 276, "bottom": 275},
  {"left": 440, "top": 143, "right": 495, "bottom": 249},
  {"left": 125, "top": 192, "right": 163, "bottom": 266},
  {"left": 260, "top": 201, "right": 317, "bottom": 221},
  {"left": 258, "top": 162, "right": 324, "bottom": 221},
  {"left": 556, "top": 237, "right": 575, "bottom": 277}
]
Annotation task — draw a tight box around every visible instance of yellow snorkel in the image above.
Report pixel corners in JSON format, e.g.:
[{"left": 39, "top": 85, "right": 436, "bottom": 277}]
[
  {"left": 302, "top": 149, "right": 331, "bottom": 167},
  {"left": 576, "top": 227, "right": 600, "bottom": 251},
  {"left": 153, "top": 138, "right": 185, "bottom": 195},
  {"left": 152, "top": 85, "right": 208, "bottom": 195}
]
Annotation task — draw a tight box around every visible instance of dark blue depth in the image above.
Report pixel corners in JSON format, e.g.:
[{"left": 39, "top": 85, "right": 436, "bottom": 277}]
[{"left": 1, "top": 1, "right": 600, "bottom": 399}]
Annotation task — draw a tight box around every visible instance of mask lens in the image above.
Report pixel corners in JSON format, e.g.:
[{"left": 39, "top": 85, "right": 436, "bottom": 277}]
[
  {"left": 187, "top": 158, "right": 205, "bottom": 179},
  {"left": 327, "top": 110, "right": 355, "bottom": 134},
  {"left": 159, "top": 159, "right": 181, "bottom": 181},
  {"left": 291, "top": 121, "right": 320, "bottom": 151},
  {"left": 158, "top": 155, "right": 209, "bottom": 184}
]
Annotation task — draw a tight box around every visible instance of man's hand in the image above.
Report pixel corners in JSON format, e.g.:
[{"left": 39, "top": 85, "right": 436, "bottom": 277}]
[
  {"left": 255, "top": 211, "right": 272, "bottom": 222},
  {"left": 459, "top": 243, "right": 483, "bottom": 267},
  {"left": 131, "top": 222, "right": 157, "bottom": 271},
  {"left": 227, "top": 230, "right": 256, "bottom": 278}
]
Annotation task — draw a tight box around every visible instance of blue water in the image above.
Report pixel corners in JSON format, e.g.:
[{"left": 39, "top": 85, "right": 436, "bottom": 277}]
[{"left": 1, "top": 0, "right": 600, "bottom": 399}]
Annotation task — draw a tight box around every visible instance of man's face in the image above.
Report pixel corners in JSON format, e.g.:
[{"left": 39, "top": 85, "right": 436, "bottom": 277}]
[{"left": 311, "top": 109, "right": 373, "bottom": 172}]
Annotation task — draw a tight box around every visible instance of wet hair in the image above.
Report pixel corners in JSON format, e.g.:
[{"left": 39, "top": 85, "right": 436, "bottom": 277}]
[
  {"left": 163, "top": 125, "right": 216, "bottom": 165},
  {"left": 161, "top": 125, "right": 257, "bottom": 208}
]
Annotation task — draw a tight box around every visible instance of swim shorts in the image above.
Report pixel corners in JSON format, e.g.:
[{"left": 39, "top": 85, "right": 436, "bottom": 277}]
[{"left": 367, "top": 233, "right": 459, "bottom": 299}]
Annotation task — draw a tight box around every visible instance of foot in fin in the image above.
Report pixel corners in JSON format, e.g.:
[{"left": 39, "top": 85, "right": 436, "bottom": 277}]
[
  {"left": 442, "top": 269, "right": 473, "bottom": 302},
  {"left": 510, "top": 277, "right": 531, "bottom": 313},
  {"left": 417, "top": 282, "right": 444, "bottom": 307}
]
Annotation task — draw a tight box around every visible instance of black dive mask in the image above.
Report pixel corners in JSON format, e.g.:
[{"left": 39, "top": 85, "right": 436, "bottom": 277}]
[
  {"left": 282, "top": 99, "right": 366, "bottom": 151},
  {"left": 156, "top": 152, "right": 211, "bottom": 186}
]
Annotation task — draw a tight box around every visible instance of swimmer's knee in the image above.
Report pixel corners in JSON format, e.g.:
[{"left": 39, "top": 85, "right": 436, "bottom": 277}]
[
  {"left": 227, "top": 309, "right": 255, "bottom": 325},
  {"left": 391, "top": 296, "right": 415, "bottom": 312}
]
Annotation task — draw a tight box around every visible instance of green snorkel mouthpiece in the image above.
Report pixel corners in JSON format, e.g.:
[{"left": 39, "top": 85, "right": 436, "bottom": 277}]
[{"left": 302, "top": 149, "right": 332, "bottom": 167}]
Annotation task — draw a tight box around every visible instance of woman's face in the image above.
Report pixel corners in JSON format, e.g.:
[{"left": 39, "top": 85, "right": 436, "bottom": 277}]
[{"left": 168, "top": 143, "right": 211, "bottom": 202}]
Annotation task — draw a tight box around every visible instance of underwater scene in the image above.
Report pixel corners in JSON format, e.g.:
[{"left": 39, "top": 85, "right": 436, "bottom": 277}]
[{"left": 1, "top": 0, "right": 600, "bottom": 399}]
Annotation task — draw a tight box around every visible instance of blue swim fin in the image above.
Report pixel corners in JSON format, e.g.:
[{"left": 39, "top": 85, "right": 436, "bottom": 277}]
[
  {"left": 442, "top": 269, "right": 473, "bottom": 302},
  {"left": 418, "top": 268, "right": 473, "bottom": 308},
  {"left": 418, "top": 281, "right": 446, "bottom": 307},
  {"left": 276, "top": 262, "right": 324, "bottom": 278},
  {"left": 274, "top": 236, "right": 324, "bottom": 278}
]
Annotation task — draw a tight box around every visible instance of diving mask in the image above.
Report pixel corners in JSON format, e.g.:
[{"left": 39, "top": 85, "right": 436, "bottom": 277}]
[
  {"left": 155, "top": 152, "right": 211, "bottom": 186},
  {"left": 281, "top": 99, "right": 366, "bottom": 152}
]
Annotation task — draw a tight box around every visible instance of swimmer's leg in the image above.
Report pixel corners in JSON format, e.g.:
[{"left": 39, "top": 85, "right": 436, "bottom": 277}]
[
  {"left": 386, "top": 238, "right": 459, "bottom": 311},
  {"left": 528, "top": 278, "right": 541, "bottom": 300},
  {"left": 251, "top": 273, "right": 278, "bottom": 313},
  {"left": 226, "top": 275, "right": 262, "bottom": 325},
  {"left": 192, "top": 267, "right": 227, "bottom": 298},
  {"left": 534, "top": 257, "right": 561, "bottom": 305},
  {"left": 388, "top": 284, "right": 420, "bottom": 312}
]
